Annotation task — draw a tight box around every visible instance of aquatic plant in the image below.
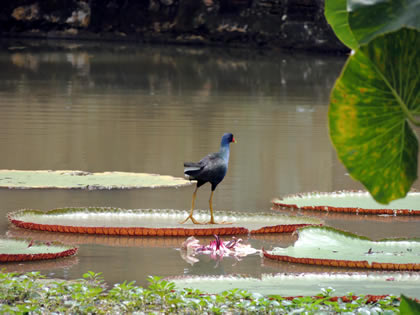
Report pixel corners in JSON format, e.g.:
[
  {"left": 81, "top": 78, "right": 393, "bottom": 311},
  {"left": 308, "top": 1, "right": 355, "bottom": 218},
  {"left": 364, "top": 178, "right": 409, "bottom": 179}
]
[
  {"left": 0, "top": 169, "right": 191, "bottom": 189},
  {"left": 170, "top": 273, "right": 420, "bottom": 298},
  {"left": 272, "top": 190, "right": 420, "bottom": 215},
  {"left": 0, "top": 271, "right": 404, "bottom": 314},
  {"left": 180, "top": 235, "right": 260, "bottom": 264},
  {"left": 325, "top": 0, "right": 420, "bottom": 204},
  {"left": 0, "top": 238, "right": 77, "bottom": 262},
  {"left": 8, "top": 207, "right": 322, "bottom": 236},
  {"left": 264, "top": 226, "right": 420, "bottom": 270}
]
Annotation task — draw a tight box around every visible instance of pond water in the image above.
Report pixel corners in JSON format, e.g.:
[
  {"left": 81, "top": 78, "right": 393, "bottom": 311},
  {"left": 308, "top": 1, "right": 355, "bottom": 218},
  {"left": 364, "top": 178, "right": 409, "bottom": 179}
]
[{"left": 0, "top": 40, "right": 419, "bottom": 287}]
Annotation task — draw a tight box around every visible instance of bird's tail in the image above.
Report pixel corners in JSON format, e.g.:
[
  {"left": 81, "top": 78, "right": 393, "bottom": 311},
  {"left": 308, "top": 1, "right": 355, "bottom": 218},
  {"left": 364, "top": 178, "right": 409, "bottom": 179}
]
[{"left": 184, "top": 162, "right": 202, "bottom": 177}]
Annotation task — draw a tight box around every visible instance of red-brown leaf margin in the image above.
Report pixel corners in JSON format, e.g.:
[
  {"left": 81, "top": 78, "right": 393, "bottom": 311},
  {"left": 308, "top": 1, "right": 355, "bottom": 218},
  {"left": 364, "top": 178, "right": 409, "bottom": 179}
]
[
  {"left": 9, "top": 217, "right": 314, "bottom": 236},
  {"left": 0, "top": 247, "right": 77, "bottom": 262}
]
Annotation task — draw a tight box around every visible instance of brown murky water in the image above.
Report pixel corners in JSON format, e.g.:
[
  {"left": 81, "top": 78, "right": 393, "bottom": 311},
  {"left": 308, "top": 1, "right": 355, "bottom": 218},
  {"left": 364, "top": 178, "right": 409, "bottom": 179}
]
[{"left": 0, "top": 40, "right": 419, "bottom": 286}]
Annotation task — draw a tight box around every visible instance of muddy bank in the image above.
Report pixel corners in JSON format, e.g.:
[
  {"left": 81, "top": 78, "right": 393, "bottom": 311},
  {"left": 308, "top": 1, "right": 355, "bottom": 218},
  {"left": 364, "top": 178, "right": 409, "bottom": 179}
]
[{"left": 0, "top": 0, "right": 347, "bottom": 52}]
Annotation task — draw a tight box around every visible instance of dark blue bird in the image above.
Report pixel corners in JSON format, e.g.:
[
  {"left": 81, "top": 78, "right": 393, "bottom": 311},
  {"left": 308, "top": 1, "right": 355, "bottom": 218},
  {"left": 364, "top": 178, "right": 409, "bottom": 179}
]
[{"left": 181, "top": 133, "right": 236, "bottom": 224}]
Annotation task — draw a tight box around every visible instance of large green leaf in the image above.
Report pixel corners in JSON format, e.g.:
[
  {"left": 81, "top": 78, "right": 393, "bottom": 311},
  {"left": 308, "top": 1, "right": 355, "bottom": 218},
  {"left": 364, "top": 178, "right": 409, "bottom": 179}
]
[
  {"left": 400, "top": 295, "right": 420, "bottom": 314},
  {"left": 0, "top": 170, "right": 191, "bottom": 189},
  {"left": 0, "top": 238, "right": 77, "bottom": 262},
  {"left": 272, "top": 191, "right": 420, "bottom": 214},
  {"left": 8, "top": 207, "right": 322, "bottom": 236},
  {"left": 171, "top": 273, "right": 420, "bottom": 298},
  {"left": 324, "top": 0, "right": 358, "bottom": 49},
  {"left": 264, "top": 226, "right": 420, "bottom": 268},
  {"left": 348, "top": 0, "right": 420, "bottom": 45},
  {"left": 329, "top": 28, "right": 420, "bottom": 204}
]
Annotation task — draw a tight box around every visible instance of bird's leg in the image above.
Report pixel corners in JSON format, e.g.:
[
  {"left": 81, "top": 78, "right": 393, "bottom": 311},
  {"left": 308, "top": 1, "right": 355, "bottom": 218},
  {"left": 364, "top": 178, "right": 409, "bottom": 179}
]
[
  {"left": 205, "top": 190, "right": 232, "bottom": 225},
  {"left": 180, "top": 186, "right": 203, "bottom": 224}
]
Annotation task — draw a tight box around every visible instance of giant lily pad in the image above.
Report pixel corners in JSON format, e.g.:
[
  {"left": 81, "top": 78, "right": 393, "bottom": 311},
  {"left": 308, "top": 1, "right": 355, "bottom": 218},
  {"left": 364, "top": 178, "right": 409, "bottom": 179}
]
[
  {"left": 0, "top": 238, "right": 77, "bottom": 262},
  {"left": 272, "top": 190, "right": 420, "bottom": 215},
  {"left": 170, "top": 273, "right": 420, "bottom": 298},
  {"left": 263, "top": 226, "right": 420, "bottom": 270},
  {"left": 0, "top": 170, "right": 191, "bottom": 189},
  {"left": 8, "top": 208, "right": 322, "bottom": 236}
]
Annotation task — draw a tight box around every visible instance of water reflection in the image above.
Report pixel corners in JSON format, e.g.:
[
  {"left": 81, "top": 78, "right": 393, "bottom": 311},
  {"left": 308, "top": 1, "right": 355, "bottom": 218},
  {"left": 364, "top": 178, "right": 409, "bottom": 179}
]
[{"left": 0, "top": 40, "right": 419, "bottom": 286}]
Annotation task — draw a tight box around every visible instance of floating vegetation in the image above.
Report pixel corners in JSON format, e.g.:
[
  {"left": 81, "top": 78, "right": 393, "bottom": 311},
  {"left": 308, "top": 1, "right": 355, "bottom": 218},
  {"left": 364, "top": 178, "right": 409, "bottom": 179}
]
[
  {"left": 0, "top": 271, "right": 404, "bottom": 314},
  {"left": 272, "top": 190, "right": 420, "bottom": 215},
  {"left": 170, "top": 273, "right": 420, "bottom": 298},
  {"left": 8, "top": 208, "right": 322, "bottom": 236},
  {"left": 264, "top": 226, "right": 420, "bottom": 270},
  {"left": 0, "top": 238, "right": 77, "bottom": 262},
  {"left": 0, "top": 170, "right": 191, "bottom": 190}
]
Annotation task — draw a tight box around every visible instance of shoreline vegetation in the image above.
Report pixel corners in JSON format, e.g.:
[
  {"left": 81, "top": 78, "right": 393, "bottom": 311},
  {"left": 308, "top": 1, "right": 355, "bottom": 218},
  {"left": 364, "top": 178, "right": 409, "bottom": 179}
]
[{"left": 0, "top": 270, "right": 402, "bottom": 314}]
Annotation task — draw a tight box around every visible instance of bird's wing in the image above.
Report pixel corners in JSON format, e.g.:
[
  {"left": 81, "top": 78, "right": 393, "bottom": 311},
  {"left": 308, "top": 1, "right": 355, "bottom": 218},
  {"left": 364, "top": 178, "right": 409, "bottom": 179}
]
[
  {"left": 184, "top": 162, "right": 203, "bottom": 174},
  {"left": 184, "top": 152, "right": 221, "bottom": 177}
]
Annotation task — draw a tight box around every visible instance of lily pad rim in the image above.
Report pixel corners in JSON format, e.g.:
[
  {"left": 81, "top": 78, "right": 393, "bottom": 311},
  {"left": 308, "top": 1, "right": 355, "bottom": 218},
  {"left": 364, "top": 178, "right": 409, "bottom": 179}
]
[
  {"left": 8, "top": 206, "right": 325, "bottom": 222},
  {"left": 0, "top": 169, "right": 193, "bottom": 190},
  {"left": 272, "top": 189, "right": 420, "bottom": 215},
  {"left": 287, "top": 225, "right": 420, "bottom": 243},
  {"left": 7, "top": 207, "right": 323, "bottom": 236},
  {"left": 263, "top": 226, "right": 420, "bottom": 270},
  {"left": 0, "top": 237, "right": 78, "bottom": 262}
]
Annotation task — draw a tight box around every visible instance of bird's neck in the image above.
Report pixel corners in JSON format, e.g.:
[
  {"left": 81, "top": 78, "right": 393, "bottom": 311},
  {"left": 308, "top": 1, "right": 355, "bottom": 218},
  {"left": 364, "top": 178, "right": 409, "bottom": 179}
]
[{"left": 219, "top": 143, "right": 230, "bottom": 162}]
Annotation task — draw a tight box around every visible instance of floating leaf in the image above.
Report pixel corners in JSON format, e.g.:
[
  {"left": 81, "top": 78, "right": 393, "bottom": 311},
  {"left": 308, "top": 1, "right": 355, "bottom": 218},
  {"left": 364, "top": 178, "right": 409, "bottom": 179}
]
[
  {"left": 329, "top": 28, "right": 420, "bottom": 204},
  {"left": 170, "top": 273, "right": 420, "bottom": 298},
  {"left": 272, "top": 190, "right": 420, "bottom": 215},
  {"left": 324, "top": 0, "right": 358, "bottom": 49},
  {"left": 0, "top": 170, "right": 191, "bottom": 189},
  {"left": 348, "top": 0, "right": 420, "bottom": 45},
  {"left": 0, "top": 238, "right": 77, "bottom": 262},
  {"left": 8, "top": 208, "right": 322, "bottom": 236},
  {"left": 264, "top": 226, "right": 420, "bottom": 270}
]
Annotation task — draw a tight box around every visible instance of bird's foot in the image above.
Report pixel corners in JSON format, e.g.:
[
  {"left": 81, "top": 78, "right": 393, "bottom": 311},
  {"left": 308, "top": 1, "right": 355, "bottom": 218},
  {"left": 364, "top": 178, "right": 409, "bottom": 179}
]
[
  {"left": 179, "top": 215, "right": 204, "bottom": 225},
  {"left": 204, "top": 219, "right": 232, "bottom": 225}
]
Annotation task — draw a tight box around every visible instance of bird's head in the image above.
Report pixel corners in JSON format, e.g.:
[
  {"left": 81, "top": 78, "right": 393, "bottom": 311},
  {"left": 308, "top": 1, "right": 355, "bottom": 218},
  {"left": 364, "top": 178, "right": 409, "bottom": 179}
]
[{"left": 221, "top": 133, "right": 237, "bottom": 145}]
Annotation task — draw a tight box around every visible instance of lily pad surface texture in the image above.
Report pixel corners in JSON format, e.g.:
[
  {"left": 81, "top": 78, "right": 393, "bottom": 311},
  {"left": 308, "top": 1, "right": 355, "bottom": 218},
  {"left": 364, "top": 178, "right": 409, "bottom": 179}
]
[
  {"left": 0, "top": 238, "right": 77, "bottom": 262},
  {"left": 170, "top": 273, "right": 420, "bottom": 298},
  {"left": 273, "top": 190, "right": 420, "bottom": 215},
  {"left": 263, "top": 226, "right": 420, "bottom": 270},
  {"left": 8, "top": 208, "right": 322, "bottom": 236},
  {"left": 0, "top": 170, "right": 191, "bottom": 189}
]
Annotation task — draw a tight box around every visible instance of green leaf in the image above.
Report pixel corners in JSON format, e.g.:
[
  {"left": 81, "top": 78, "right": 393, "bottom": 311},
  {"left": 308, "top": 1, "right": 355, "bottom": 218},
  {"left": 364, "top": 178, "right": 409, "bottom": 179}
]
[
  {"left": 0, "top": 169, "right": 191, "bottom": 189},
  {"left": 273, "top": 191, "right": 420, "bottom": 214},
  {"left": 400, "top": 295, "right": 420, "bottom": 314},
  {"left": 265, "top": 226, "right": 420, "bottom": 266},
  {"left": 0, "top": 238, "right": 77, "bottom": 262},
  {"left": 324, "top": 0, "right": 358, "bottom": 49},
  {"left": 171, "top": 273, "right": 420, "bottom": 298},
  {"left": 8, "top": 207, "right": 322, "bottom": 236},
  {"left": 348, "top": 0, "right": 420, "bottom": 45},
  {"left": 329, "top": 28, "right": 420, "bottom": 204}
]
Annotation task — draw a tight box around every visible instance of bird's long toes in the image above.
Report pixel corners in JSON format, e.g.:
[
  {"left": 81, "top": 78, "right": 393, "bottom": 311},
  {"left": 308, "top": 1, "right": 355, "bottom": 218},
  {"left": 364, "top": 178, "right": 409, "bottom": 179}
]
[{"left": 179, "top": 215, "right": 204, "bottom": 225}]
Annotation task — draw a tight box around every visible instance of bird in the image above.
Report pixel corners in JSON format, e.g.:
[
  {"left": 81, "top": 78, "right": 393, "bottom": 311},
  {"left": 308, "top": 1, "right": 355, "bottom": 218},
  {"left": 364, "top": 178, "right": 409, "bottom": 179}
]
[{"left": 181, "top": 133, "right": 236, "bottom": 224}]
